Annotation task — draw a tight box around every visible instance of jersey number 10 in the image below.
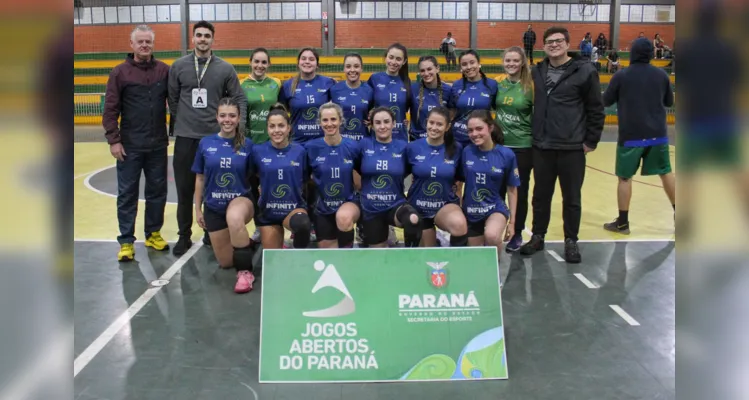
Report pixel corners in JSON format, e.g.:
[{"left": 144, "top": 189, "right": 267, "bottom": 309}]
[{"left": 331, "top": 167, "right": 340, "bottom": 179}]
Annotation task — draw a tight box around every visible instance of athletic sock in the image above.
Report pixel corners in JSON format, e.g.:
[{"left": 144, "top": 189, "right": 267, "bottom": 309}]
[
  {"left": 233, "top": 244, "right": 254, "bottom": 272},
  {"left": 338, "top": 230, "right": 355, "bottom": 248},
  {"left": 618, "top": 210, "right": 629, "bottom": 225}
]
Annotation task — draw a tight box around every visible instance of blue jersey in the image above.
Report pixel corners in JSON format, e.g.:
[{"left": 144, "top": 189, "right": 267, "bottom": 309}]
[
  {"left": 448, "top": 78, "right": 499, "bottom": 145},
  {"left": 279, "top": 75, "right": 336, "bottom": 145},
  {"left": 406, "top": 139, "right": 462, "bottom": 219},
  {"left": 409, "top": 82, "right": 453, "bottom": 140},
  {"left": 367, "top": 72, "right": 410, "bottom": 142},
  {"left": 330, "top": 81, "right": 373, "bottom": 141},
  {"left": 459, "top": 144, "right": 520, "bottom": 223},
  {"left": 252, "top": 141, "right": 308, "bottom": 222},
  {"left": 191, "top": 134, "right": 254, "bottom": 214},
  {"left": 357, "top": 137, "right": 409, "bottom": 218},
  {"left": 306, "top": 137, "right": 360, "bottom": 215}
]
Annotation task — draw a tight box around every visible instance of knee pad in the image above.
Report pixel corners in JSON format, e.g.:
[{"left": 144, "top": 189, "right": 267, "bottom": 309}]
[
  {"left": 396, "top": 204, "right": 422, "bottom": 247},
  {"left": 290, "top": 212, "right": 311, "bottom": 249}
]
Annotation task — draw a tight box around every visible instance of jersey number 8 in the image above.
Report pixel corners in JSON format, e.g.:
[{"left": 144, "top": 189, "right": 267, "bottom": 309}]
[{"left": 278, "top": 169, "right": 284, "bottom": 180}]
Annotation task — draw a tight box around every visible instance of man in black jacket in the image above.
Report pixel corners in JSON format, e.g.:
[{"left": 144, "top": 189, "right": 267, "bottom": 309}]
[
  {"left": 103, "top": 25, "right": 170, "bottom": 261},
  {"left": 520, "top": 26, "right": 605, "bottom": 263},
  {"left": 601, "top": 38, "right": 675, "bottom": 234}
]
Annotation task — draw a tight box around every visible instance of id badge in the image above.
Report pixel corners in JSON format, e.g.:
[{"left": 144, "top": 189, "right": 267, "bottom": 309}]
[{"left": 192, "top": 88, "right": 207, "bottom": 108}]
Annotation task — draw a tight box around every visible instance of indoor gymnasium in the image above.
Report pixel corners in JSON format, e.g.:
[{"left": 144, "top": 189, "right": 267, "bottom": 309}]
[{"left": 73, "top": 0, "right": 677, "bottom": 398}]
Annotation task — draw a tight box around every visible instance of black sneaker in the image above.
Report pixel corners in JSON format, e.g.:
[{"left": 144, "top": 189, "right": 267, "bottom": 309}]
[
  {"left": 173, "top": 236, "right": 193, "bottom": 256},
  {"left": 603, "top": 218, "right": 630, "bottom": 234},
  {"left": 564, "top": 238, "right": 581, "bottom": 264},
  {"left": 519, "top": 234, "right": 545, "bottom": 255}
]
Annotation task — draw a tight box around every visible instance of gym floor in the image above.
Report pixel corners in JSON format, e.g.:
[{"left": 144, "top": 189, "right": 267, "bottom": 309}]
[{"left": 74, "top": 126, "right": 676, "bottom": 399}]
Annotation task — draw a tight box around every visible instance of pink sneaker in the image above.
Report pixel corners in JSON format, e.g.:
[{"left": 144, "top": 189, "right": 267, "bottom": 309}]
[{"left": 234, "top": 270, "right": 255, "bottom": 293}]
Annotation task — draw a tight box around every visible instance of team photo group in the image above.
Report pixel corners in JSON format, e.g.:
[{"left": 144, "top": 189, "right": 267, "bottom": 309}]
[{"left": 104, "top": 19, "right": 675, "bottom": 294}]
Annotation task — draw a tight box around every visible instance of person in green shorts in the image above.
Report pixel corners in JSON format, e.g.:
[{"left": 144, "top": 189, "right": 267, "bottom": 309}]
[
  {"left": 495, "top": 46, "right": 534, "bottom": 252},
  {"left": 602, "top": 37, "right": 676, "bottom": 234},
  {"left": 241, "top": 48, "right": 281, "bottom": 243}
]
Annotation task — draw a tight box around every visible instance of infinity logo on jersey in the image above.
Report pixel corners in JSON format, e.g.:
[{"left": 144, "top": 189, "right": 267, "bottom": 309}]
[
  {"left": 303, "top": 108, "right": 318, "bottom": 121},
  {"left": 345, "top": 118, "right": 361, "bottom": 131},
  {"left": 371, "top": 175, "right": 393, "bottom": 189},
  {"left": 422, "top": 182, "right": 443, "bottom": 196},
  {"left": 272, "top": 184, "right": 291, "bottom": 198},
  {"left": 216, "top": 172, "right": 236, "bottom": 188},
  {"left": 471, "top": 188, "right": 492, "bottom": 202},
  {"left": 324, "top": 183, "right": 344, "bottom": 197}
]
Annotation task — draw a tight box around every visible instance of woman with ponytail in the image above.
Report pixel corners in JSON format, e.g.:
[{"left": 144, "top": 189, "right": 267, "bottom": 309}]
[
  {"left": 459, "top": 110, "right": 519, "bottom": 260},
  {"left": 448, "top": 50, "right": 499, "bottom": 147},
  {"left": 367, "top": 43, "right": 412, "bottom": 142},
  {"left": 494, "top": 46, "right": 534, "bottom": 252},
  {"left": 409, "top": 56, "right": 453, "bottom": 141},
  {"left": 192, "top": 97, "right": 258, "bottom": 293}
]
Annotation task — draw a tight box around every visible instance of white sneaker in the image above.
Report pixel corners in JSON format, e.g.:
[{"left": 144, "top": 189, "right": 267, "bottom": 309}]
[
  {"left": 387, "top": 226, "right": 399, "bottom": 247},
  {"left": 250, "top": 227, "right": 261, "bottom": 244}
]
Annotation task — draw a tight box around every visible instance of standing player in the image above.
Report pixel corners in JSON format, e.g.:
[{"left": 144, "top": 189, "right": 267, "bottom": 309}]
[
  {"left": 449, "top": 50, "right": 499, "bottom": 147},
  {"left": 409, "top": 56, "right": 452, "bottom": 141},
  {"left": 358, "top": 107, "right": 421, "bottom": 247},
  {"left": 406, "top": 107, "right": 468, "bottom": 247},
  {"left": 306, "top": 103, "right": 362, "bottom": 248},
  {"left": 495, "top": 46, "right": 534, "bottom": 252},
  {"left": 279, "top": 47, "right": 336, "bottom": 146},
  {"left": 460, "top": 110, "right": 519, "bottom": 257},
  {"left": 252, "top": 104, "right": 311, "bottom": 250},
  {"left": 192, "top": 98, "right": 257, "bottom": 293},
  {"left": 368, "top": 43, "right": 412, "bottom": 142},
  {"left": 241, "top": 47, "right": 281, "bottom": 245},
  {"left": 331, "top": 53, "right": 373, "bottom": 141}
]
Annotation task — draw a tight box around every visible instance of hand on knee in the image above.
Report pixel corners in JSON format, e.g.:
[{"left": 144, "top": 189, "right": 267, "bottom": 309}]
[
  {"left": 396, "top": 204, "right": 422, "bottom": 247},
  {"left": 290, "top": 212, "right": 311, "bottom": 249}
]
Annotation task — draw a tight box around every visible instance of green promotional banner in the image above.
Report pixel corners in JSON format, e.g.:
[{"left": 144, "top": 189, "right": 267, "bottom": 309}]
[{"left": 259, "top": 247, "right": 508, "bottom": 383}]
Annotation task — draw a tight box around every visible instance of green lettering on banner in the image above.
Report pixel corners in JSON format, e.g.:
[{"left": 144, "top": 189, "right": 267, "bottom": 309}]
[{"left": 258, "top": 248, "right": 508, "bottom": 383}]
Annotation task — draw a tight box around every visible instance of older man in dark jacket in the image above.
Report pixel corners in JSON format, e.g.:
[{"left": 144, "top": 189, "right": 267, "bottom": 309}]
[
  {"left": 520, "top": 26, "right": 605, "bottom": 263},
  {"left": 103, "top": 24, "right": 170, "bottom": 261}
]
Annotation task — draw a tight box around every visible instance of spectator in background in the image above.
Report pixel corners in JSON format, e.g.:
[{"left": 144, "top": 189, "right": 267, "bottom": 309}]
[
  {"left": 168, "top": 20, "right": 247, "bottom": 256},
  {"left": 607, "top": 50, "right": 621, "bottom": 73},
  {"left": 602, "top": 37, "right": 675, "bottom": 234},
  {"left": 520, "top": 26, "right": 605, "bottom": 263},
  {"left": 440, "top": 32, "right": 457, "bottom": 70},
  {"left": 595, "top": 32, "right": 608, "bottom": 57},
  {"left": 103, "top": 25, "right": 171, "bottom": 262},
  {"left": 579, "top": 32, "right": 593, "bottom": 59},
  {"left": 654, "top": 33, "right": 666, "bottom": 58},
  {"left": 522, "top": 25, "right": 537, "bottom": 64}
]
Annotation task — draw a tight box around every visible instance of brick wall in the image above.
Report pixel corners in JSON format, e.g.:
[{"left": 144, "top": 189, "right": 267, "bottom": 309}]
[
  {"left": 478, "top": 22, "right": 674, "bottom": 50},
  {"left": 335, "top": 20, "right": 469, "bottom": 49},
  {"left": 74, "top": 21, "right": 672, "bottom": 53},
  {"left": 74, "top": 21, "right": 322, "bottom": 53}
]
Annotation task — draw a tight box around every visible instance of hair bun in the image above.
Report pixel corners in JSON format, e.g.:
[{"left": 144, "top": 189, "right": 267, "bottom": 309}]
[{"left": 269, "top": 103, "right": 288, "bottom": 113}]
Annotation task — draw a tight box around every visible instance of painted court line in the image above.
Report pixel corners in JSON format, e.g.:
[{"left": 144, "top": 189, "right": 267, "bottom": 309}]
[
  {"left": 573, "top": 273, "right": 599, "bottom": 289},
  {"left": 74, "top": 164, "right": 114, "bottom": 181},
  {"left": 610, "top": 305, "right": 641, "bottom": 326},
  {"left": 547, "top": 249, "right": 565, "bottom": 262},
  {"left": 73, "top": 242, "right": 204, "bottom": 377}
]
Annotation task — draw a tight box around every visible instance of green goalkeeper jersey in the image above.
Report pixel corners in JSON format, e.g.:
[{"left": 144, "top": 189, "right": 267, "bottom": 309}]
[
  {"left": 241, "top": 75, "right": 282, "bottom": 144},
  {"left": 494, "top": 75, "right": 533, "bottom": 148}
]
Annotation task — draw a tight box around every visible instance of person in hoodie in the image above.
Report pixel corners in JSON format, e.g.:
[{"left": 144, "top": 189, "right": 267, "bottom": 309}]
[
  {"left": 519, "top": 26, "right": 605, "bottom": 263},
  {"left": 602, "top": 37, "right": 675, "bottom": 234},
  {"left": 103, "top": 24, "right": 171, "bottom": 262},
  {"left": 168, "top": 20, "right": 248, "bottom": 256}
]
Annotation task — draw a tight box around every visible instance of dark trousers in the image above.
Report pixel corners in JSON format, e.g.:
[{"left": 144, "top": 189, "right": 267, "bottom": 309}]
[
  {"left": 524, "top": 46, "right": 534, "bottom": 64},
  {"left": 173, "top": 136, "right": 201, "bottom": 238},
  {"left": 530, "top": 147, "right": 586, "bottom": 241},
  {"left": 116, "top": 147, "right": 168, "bottom": 244},
  {"left": 500, "top": 147, "right": 533, "bottom": 236}
]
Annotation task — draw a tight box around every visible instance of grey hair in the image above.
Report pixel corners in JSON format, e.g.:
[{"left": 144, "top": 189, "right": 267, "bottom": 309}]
[
  {"left": 318, "top": 101, "right": 346, "bottom": 128},
  {"left": 130, "top": 24, "right": 155, "bottom": 42}
]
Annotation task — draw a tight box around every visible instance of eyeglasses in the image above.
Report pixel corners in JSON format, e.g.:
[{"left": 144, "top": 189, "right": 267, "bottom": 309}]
[
  {"left": 544, "top": 38, "right": 566, "bottom": 46},
  {"left": 195, "top": 32, "right": 212, "bottom": 39}
]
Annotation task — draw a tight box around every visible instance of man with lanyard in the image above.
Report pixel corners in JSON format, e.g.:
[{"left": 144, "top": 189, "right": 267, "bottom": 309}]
[
  {"left": 519, "top": 26, "right": 604, "bottom": 263},
  {"left": 168, "top": 20, "right": 247, "bottom": 256}
]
